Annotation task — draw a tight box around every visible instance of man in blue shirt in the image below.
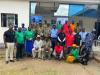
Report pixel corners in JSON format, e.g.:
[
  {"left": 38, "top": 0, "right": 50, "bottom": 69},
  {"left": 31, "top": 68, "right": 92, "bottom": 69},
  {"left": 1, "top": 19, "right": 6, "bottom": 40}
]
[{"left": 50, "top": 25, "right": 58, "bottom": 51}]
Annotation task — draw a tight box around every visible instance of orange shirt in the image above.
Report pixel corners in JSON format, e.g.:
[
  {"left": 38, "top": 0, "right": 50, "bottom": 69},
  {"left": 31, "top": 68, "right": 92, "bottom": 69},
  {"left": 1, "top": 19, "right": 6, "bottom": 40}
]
[{"left": 70, "top": 24, "right": 75, "bottom": 33}]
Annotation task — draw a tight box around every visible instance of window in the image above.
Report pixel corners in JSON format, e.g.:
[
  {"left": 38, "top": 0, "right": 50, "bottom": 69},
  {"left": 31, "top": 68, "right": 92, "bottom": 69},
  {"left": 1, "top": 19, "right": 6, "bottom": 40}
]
[{"left": 1, "top": 13, "right": 18, "bottom": 27}]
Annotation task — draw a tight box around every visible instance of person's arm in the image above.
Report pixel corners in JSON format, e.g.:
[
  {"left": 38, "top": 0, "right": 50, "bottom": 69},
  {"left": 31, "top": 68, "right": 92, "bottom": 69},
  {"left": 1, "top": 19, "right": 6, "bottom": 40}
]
[
  {"left": 33, "top": 40, "right": 36, "bottom": 48},
  {"left": 63, "top": 34, "right": 66, "bottom": 42},
  {"left": 3, "top": 32, "right": 7, "bottom": 48},
  {"left": 58, "top": 36, "right": 61, "bottom": 42},
  {"left": 98, "top": 35, "right": 100, "bottom": 40}
]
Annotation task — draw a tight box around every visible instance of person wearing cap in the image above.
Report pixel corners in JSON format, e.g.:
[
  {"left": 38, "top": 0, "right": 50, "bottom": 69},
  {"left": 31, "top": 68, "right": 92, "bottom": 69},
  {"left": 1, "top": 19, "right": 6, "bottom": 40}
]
[
  {"left": 3, "top": 25, "right": 15, "bottom": 64},
  {"left": 66, "top": 44, "right": 79, "bottom": 63},
  {"left": 32, "top": 35, "right": 44, "bottom": 59},
  {"left": 15, "top": 27, "right": 25, "bottom": 60},
  {"left": 70, "top": 44, "right": 79, "bottom": 60},
  {"left": 42, "top": 37, "right": 52, "bottom": 60},
  {"left": 50, "top": 25, "right": 58, "bottom": 51},
  {"left": 25, "top": 26, "right": 34, "bottom": 56}
]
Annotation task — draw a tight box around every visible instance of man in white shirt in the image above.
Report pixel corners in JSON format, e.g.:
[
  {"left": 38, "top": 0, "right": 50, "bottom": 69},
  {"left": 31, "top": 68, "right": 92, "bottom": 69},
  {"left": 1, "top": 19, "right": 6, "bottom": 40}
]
[
  {"left": 79, "top": 28, "right": 87, "bottom": 45},
  {"left": 32, "top": 35, "right": 44, "bottom": 59}
]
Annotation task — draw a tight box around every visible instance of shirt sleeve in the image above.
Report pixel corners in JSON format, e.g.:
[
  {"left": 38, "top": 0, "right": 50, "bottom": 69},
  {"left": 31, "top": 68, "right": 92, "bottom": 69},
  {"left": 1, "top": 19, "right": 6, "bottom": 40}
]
[
  {"left": 34, "top": 40, "right": 36, "bottom": 48},
  {"left": 3, "top": 31, "right": 7, "bottom": 42}
]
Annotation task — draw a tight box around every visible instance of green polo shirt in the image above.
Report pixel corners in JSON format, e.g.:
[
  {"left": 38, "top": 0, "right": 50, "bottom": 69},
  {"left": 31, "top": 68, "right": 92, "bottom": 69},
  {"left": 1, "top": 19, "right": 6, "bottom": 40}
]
[
  {"left": 25, "top": 30, "right": 34, "bottom": 40},
  {"left": 71, "top": 48, "right": 78, "bottom": 59},
  {"left": 15, "top": 31, "right": 24, "bottom": 44},
  {"left": 57, "top": 24, "right": 62, "bottom": 30}
]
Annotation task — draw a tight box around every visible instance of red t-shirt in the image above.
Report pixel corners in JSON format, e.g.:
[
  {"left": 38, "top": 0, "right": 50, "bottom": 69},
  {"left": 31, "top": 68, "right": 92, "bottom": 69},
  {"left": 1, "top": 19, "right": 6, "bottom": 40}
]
[
  {"left": 63, "top": 24, "right": 69, "bottom": 35},
  {"left": 55, "top": 45, "right": 63, "bottom": 54},
  {"left": 66, "top": 33, "right": 74, "bottom": 47}
]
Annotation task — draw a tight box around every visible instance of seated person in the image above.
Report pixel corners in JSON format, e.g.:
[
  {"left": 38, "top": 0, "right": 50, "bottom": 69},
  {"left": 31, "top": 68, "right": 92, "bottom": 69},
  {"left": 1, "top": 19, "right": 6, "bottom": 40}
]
[
  {"left": 79, "top": 33, "right": 94, "bottom": 65},
  {"left": 32, "top": 35, "right": 44, "bottom": 59},
  {"left": 43, "top": 37, "right": 52, "bottom": 60},
  {"left": 79, "top": 45, "right": 90, "bottom": 65},
  {"left": 66, "top": 44, "right": 79, "bottom": 63},
  {"left": 53, "top": 43, "right": 63, "bottom": 60}
]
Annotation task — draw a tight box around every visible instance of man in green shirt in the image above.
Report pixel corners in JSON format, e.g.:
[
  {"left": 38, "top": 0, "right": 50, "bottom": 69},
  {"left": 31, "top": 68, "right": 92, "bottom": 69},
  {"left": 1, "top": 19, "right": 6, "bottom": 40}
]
[
  {"left": 57, "top": 21, "right": 62, "bottom": 30},
  {"left": 15, "top": 27, "right": 25, "bottom": 60}
]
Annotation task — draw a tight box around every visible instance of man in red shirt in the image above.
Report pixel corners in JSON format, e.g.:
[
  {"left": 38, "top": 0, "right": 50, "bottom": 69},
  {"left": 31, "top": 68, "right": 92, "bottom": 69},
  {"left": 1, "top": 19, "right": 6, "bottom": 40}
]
[{"left": 53, "top": 43, "right": 63, "bottom": 60}]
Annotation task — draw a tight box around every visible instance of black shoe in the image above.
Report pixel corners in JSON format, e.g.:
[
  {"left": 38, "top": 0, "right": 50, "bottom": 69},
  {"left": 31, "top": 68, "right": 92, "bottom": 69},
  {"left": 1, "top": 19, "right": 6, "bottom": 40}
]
[
  {"left": 16, "top": 59, "right": 19, "bottom": 61},
  {"left": 10, "top": 60, "right": 15, "bottom": 62},
  {"left": 5, "top": 61, "right": 9, "bottom": 64}
]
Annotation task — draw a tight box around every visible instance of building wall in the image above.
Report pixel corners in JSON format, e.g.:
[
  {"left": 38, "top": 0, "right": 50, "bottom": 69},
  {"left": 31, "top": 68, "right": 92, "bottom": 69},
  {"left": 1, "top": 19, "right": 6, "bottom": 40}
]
[
  {"left": 0, "top": 0, "right": 29, "bottom": 43},
  {"left": 73, "top": 16, "right": 97, "bottom": 32}
]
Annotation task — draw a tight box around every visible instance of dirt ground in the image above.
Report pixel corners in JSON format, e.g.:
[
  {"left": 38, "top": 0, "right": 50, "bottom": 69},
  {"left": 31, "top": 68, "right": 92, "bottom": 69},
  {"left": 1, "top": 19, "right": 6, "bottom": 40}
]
[{"left": 0, "top": 58, "right": 100, "bottom": 75}]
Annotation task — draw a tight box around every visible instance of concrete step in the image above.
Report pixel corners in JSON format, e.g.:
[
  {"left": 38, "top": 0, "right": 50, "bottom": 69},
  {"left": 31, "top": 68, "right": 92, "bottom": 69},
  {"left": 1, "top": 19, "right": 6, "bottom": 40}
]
[{"left": 94, "top": 51, "right": 100, "bottom": 63}]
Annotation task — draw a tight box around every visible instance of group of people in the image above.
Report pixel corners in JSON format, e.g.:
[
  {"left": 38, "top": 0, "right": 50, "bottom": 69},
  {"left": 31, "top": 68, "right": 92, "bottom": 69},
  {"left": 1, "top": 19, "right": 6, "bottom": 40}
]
[{"left": 3, "top": 20, "right": 95, "bottom": 65}]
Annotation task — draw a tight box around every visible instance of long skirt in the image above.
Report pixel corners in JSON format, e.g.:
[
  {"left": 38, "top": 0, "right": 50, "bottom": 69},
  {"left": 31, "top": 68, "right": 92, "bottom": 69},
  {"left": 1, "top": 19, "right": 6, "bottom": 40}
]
[{"left": 25, "top": 40, "right": 33, "bottom": 55}]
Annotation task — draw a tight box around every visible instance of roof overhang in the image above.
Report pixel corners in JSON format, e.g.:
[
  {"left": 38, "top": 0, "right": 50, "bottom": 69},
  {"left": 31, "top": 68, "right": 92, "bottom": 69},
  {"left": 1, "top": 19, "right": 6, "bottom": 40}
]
[{"left": 30, "top": 0, "right": 100, "bottom": 4}]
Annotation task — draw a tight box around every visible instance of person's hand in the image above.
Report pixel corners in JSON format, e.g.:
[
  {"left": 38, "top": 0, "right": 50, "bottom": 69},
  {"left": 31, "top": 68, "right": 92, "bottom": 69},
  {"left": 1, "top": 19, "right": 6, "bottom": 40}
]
[
  {"left": 15, "top": 43, "right": 17, "bottom": 46},
  {"left": 5, "top": 43, "right": 7, "bottom": 48},
  {"left": 41, "top": 45, "right": 45, "bottom": 48},
  {"left": 35, "top": 47, "right": 39, "bottom": 50},
  {"left": 29, "top": 38, "right": 32, "bottom": 40}
]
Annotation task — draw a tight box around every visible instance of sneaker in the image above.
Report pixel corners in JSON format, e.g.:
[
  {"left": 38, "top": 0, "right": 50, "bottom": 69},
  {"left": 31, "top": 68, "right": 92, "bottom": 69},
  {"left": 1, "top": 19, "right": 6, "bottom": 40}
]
[
  {"left": 5, "top": 61, "right": 9, "bottom": 64},
  {"left": 10, "top": 60, "right": 15, "bottom": 62}
]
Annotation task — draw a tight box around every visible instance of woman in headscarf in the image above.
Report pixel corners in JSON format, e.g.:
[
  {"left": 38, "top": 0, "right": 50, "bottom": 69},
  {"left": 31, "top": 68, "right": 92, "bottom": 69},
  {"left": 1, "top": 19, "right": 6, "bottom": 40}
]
[{"left": 25, "top": 26, "right": 34, "bottom": 56}]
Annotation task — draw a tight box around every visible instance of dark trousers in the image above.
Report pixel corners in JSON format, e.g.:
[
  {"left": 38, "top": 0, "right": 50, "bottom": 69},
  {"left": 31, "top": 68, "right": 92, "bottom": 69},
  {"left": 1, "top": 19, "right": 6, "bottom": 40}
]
[
  {"left": 16, "top": 43, "right": 24, "bottom": 59},
  {"left": 51, "top": 38, "right": 57, "bottom": 51}
]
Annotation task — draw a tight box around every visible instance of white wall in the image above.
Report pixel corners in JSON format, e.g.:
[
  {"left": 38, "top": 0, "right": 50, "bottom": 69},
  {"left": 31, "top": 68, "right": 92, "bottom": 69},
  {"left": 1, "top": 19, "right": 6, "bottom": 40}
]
[{"left": 0, "top": 0, "right": 29, "bottom": 43}]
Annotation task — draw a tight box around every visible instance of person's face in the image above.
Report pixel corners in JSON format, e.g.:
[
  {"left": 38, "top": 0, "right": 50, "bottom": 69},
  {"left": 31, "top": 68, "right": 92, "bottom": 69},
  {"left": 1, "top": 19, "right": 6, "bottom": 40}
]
[
  {"left": 53, "top": 25, "right": 56, "bottom": 29},
  {"left": 82, "top": 29, "right": 85, "bottom": 32},
  {"left": 77, "top": 23, "right": 79, "bottom": 26},
  {"left": 28, "top": 27, "right": 31, "bottom": 31},
  {"left": 37, "top": 37, "right": 40, "bottom": 41},
  {"left": 77, "top": 29, "right": 80, "bottom": 33},
  {"left": 22, "top": 24, "right": 25, "bottom": 28},
  {"left": 18, "top": 28, "right": 22, "bottom": 32},
  {"left": 45, "top": 37, "right": 49, "bottom": 41},
  {"left": 59, "top": 21, "right": 61, "bottom": 24},
  {"left": 9, "top": 26, "right": 13, "bottom": 31},
  {"left": 65, "top": 21, "right": 68, "bottom": 24},
  {"left": 72, "top": 22, "right": 74, "bottom": 24},
  {"left": 73, "top": 47, "right": 76, "bottom": 49}
]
